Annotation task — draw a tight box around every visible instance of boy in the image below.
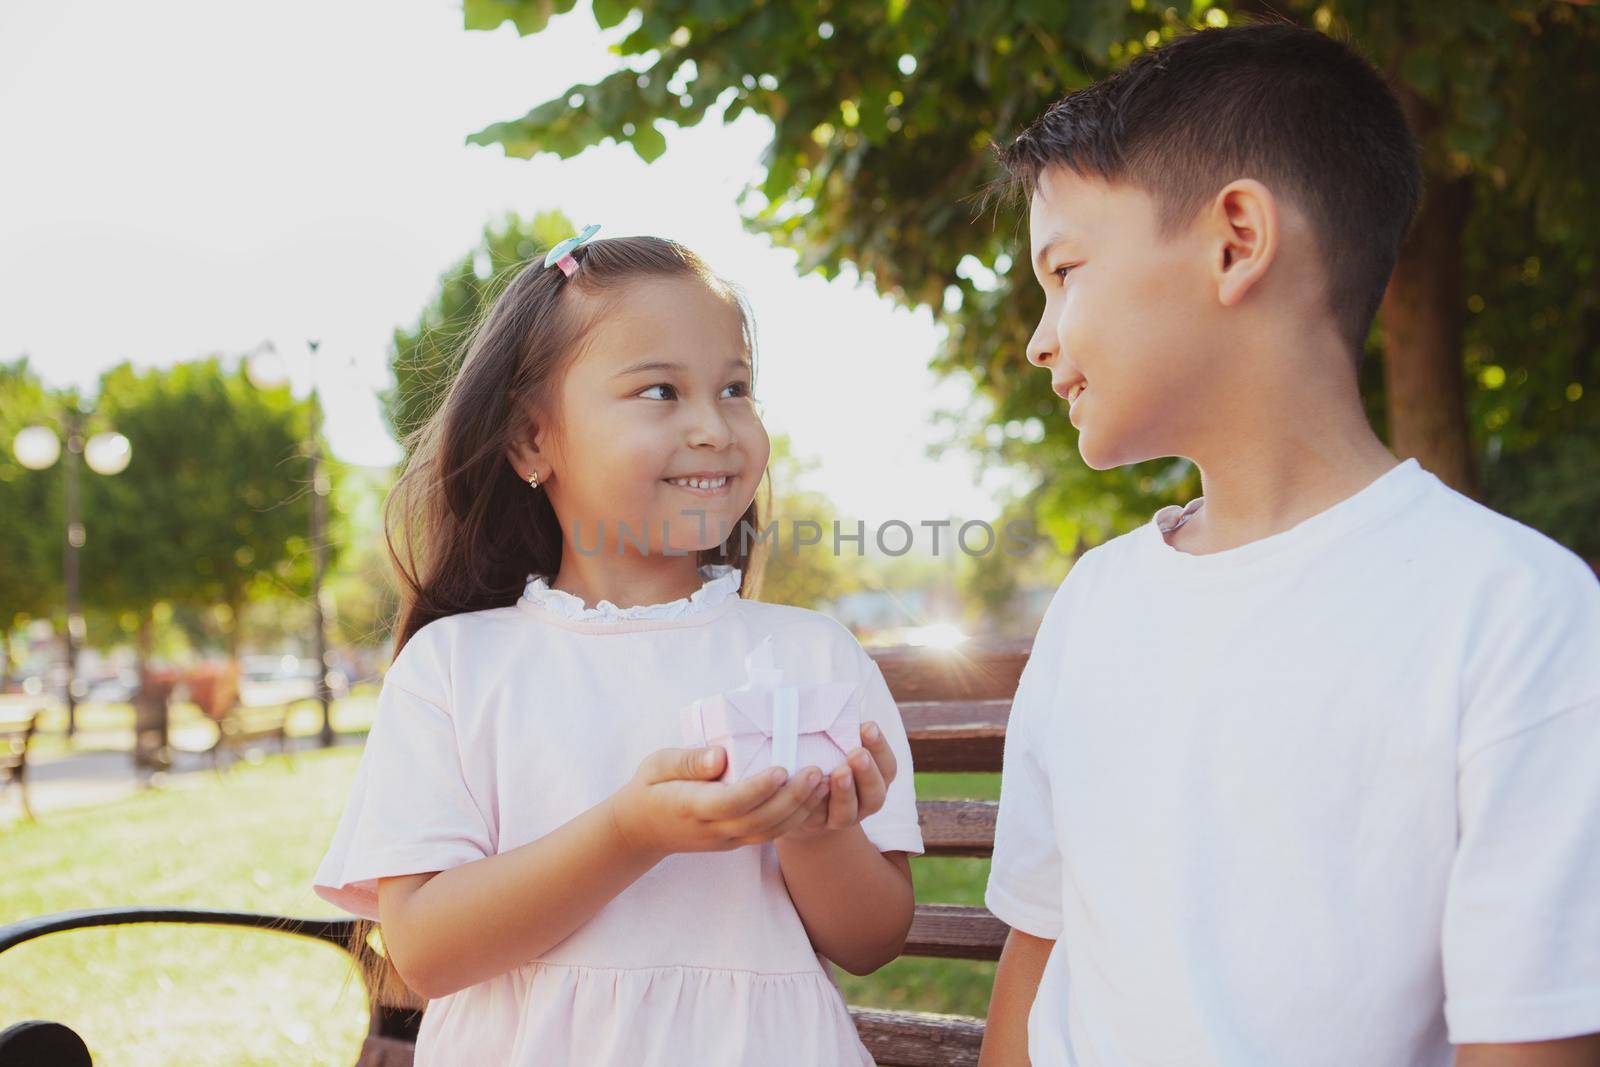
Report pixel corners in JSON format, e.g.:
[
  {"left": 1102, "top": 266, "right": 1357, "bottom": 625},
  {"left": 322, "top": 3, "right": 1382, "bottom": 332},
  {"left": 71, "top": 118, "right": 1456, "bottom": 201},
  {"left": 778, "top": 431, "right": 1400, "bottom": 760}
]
[{"left": 980, "top": 23, "right": 1600, "bottom": 1067}]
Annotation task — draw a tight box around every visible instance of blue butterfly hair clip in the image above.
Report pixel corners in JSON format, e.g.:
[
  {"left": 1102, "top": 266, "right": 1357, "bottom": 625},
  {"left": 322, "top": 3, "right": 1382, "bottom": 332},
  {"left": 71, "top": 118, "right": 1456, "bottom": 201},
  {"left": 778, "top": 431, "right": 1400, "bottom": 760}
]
[{"left": 544, "top": 223, "right": 602, "bottom": 277}]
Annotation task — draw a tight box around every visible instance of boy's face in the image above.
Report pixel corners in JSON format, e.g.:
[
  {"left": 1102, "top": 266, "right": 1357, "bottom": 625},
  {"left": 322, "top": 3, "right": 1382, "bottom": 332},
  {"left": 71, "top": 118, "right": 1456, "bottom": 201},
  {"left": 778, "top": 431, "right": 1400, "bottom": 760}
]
[{"left": 1026, "top": 166, "right": 1218, "bottom": 470}]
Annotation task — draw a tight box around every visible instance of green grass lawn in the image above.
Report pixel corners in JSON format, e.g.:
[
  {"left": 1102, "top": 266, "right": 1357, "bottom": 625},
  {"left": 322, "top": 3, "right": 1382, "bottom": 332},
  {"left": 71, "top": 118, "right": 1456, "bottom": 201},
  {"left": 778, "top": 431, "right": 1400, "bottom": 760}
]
[
  {"left": 1, "top": 742, "right": 995, "bottom": 1064},
  {"left": 0, "top": 747, "right": 372, "bottom": 1066}
]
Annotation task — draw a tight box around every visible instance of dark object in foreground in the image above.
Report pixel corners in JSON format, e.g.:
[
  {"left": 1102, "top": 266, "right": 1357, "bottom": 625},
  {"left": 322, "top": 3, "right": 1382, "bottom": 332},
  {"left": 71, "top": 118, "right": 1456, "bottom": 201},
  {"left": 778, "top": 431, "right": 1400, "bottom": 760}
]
[{"left": 0, "top": 1019, "right": 92, "bottom": 1067}]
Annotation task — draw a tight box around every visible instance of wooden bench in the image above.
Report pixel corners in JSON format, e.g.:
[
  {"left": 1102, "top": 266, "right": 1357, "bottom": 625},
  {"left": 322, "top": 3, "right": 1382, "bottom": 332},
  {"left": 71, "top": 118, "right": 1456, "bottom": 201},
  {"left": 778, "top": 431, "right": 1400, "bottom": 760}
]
[
  {"left": 203, "top": 698, "right": 299, "bottom": 774},
  {"left": 0, "top": 707, "right": 43, "bottom": 822},
  {"left": 0, "top": 640, "right": 1027, "bottom": 1066},
  {"left": 164, "top": 666, "right": 304, "bottom": 775},
  {"left": 849, "top": 639, "right": 1021, "bottom": 1065}
]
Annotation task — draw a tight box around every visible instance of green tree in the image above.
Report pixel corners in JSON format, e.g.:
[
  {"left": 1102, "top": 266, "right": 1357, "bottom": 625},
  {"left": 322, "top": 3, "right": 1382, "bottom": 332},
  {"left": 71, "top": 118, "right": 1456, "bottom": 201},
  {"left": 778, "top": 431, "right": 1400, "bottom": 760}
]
[
  {"left": 322, "top": 464, "right": 400, "bottom": 650},
  {"left": 386, "top": 210, "right": 577, "bottom": 448},
  {"left": 462, "top": 0, "right": 1599, "bottom": 556},
  {"left": 79, "top": 358, "right": 335, "bottom": 671},
  {"left": 0, "top": 358, "right": 65, "bottom": 681},
  {"left": 755, "top": 434, "right": 864, "bottom": 609}
]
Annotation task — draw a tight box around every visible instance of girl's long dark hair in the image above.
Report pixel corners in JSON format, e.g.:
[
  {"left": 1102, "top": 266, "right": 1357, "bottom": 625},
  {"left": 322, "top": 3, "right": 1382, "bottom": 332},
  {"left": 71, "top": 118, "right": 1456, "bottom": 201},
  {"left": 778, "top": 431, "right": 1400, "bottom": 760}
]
[
  {"left": 350, "top": 237, "right": 767, "bottom": 1006},
  {"left": 386, "top": 235, "right": 767, "bottom": 656}
]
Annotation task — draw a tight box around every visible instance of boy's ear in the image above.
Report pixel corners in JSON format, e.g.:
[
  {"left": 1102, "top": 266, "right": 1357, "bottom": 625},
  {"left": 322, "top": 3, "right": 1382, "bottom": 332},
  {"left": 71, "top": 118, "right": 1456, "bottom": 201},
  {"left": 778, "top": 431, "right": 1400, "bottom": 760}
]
[{"left": 1210, "top": 178, "right": 1279, "bottom": 308}]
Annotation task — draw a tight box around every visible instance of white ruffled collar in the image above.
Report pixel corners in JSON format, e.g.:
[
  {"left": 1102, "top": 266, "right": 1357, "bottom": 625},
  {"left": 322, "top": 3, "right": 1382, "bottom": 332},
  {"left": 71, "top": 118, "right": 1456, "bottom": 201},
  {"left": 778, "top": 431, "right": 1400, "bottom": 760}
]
[{"left": 520, "top": 564, "right": 742, "bottom": 623}]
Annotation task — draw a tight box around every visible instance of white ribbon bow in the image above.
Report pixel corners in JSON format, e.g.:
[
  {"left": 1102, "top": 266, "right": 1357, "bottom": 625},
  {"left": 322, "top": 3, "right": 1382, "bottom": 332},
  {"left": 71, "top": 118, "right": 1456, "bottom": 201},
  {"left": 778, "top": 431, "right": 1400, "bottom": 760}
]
[{"left": 745, "top": 636, "right": 800, "bottom": 775}]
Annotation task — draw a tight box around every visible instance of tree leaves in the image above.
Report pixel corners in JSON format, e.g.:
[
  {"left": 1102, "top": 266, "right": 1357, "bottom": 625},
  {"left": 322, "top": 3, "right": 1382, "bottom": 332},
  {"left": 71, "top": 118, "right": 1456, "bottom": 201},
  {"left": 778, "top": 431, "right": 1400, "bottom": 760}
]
[
  {"left": 462, "top": 0, "right": 579, "bottom": 35},
  {"left": 631, "top": 118, "right": 668, "bottom": 161},
  {"left": 461, "top": 0, "right": 1599, "bottom": 554},
  {"left": 0, "top": 359, "right": 64, "bottom": 625},
  {"left": 75, "top": 359, "right": 330, "bottom": 629},
  {"left": 593, "top": 0, "right": 632, "bottom": 30}
]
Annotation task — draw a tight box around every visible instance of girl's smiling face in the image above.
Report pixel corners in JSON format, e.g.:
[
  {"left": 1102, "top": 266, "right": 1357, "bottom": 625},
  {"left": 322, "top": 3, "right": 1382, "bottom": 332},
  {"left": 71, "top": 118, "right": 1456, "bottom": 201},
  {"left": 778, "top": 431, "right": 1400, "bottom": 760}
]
[{"left": 518, "top": 275, "right": 769, "bottom": 557}]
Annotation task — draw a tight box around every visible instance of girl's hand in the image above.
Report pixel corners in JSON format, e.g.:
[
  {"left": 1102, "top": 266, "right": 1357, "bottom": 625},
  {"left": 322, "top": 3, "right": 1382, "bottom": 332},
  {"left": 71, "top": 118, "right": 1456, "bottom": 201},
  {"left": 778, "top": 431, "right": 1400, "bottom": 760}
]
[
  {"left": 787, "top": 721, "right": 898, "bottom": 841},
  {"left": 608, "top": 745, "right": 830, "bottom": 857}
]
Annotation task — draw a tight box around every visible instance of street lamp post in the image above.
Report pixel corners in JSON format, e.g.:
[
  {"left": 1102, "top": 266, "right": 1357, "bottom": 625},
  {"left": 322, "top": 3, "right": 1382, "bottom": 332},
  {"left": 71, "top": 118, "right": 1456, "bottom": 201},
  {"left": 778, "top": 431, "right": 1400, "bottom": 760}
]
[
  {"left": 62, "top": 410, "right": 84, "bottom": 736},
  {"left": 247, "top": 339, "right": 334, "bottom": 748},
  {"left": 307, "top": 340, "right": 333, "bottom": 748},
  {"left": 12, "top": 403, "right": 132, "bottom": 738}
]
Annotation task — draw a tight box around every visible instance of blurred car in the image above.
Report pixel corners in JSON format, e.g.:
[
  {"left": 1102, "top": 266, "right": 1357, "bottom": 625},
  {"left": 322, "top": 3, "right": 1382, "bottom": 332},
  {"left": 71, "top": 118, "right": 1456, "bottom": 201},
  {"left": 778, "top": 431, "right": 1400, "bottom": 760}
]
[
  {"left": 238, "top": 654, "right": 348, "bottom": 705},
  {"left": 85, "top": 670, "right": 140, "bottom": 704}
]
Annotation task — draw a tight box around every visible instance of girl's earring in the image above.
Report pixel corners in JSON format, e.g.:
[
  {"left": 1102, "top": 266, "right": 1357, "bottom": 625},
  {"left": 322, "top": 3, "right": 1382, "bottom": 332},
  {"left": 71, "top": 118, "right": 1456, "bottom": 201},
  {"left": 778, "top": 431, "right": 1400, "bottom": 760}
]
[{"left": 528, "top": 471, "right": 541, "bottom": 490}]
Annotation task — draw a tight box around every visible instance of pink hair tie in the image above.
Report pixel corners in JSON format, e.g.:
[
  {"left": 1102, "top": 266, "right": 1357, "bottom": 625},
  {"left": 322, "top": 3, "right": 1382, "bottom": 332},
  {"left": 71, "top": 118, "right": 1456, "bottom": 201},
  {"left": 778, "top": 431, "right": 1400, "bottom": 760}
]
[{"left": 543, "top": 223, "right": 601, "bottom": 278}]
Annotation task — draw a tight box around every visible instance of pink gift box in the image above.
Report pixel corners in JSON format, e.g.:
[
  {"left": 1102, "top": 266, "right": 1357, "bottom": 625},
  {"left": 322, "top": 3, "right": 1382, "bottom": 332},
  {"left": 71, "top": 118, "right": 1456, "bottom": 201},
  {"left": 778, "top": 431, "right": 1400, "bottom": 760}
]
[{"left": 680, "top": 637, "right": 861, "bottom": 784}]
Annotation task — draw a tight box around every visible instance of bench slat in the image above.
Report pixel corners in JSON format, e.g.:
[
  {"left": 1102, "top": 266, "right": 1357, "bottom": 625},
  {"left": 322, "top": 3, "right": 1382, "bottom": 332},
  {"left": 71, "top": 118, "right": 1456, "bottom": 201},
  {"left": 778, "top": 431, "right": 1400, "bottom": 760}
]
[
  {"left": 915, "top": 800, "right": 997, "bottom": 857},
  {"left": 848, "top": 1007, "right": 985, "bottom": 1067},
  {"left": 355, "top": 1034, "right": 416, "bottom": 1067},
  {"left": 900, "top": 700, "right": 1009, "bottom": 773},
  {"left": 869, "top": 640, "right": 1031, "bottom": 703},
  {"left": 904, "top": 903, "right": 1009, "bottom": 961}
]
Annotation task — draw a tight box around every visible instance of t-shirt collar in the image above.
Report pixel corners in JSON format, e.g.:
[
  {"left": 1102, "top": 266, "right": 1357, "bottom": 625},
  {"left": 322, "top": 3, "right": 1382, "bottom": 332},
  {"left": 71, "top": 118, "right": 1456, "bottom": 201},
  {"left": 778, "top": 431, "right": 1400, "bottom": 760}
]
[
  {"left": 1140, "top": 458, "right": 1432, "bottom": 578},
  {"left": 520, "top": 563, "right": 742, "bottom": 624}
]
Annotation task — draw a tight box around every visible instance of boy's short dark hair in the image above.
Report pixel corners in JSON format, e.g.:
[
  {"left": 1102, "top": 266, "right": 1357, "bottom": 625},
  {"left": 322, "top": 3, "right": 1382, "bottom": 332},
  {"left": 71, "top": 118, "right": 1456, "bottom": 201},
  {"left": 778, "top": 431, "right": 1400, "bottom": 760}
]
[{"left": 1000, "top": 23, "right": 1422, "bottom": 354}]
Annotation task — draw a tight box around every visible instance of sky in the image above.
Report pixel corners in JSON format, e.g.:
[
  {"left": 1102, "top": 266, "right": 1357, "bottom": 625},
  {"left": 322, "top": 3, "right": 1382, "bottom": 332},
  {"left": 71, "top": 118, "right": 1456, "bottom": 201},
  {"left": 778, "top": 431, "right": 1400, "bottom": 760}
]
[{"left": 0, "top": 0, "right": 1026, "bottom": 527}]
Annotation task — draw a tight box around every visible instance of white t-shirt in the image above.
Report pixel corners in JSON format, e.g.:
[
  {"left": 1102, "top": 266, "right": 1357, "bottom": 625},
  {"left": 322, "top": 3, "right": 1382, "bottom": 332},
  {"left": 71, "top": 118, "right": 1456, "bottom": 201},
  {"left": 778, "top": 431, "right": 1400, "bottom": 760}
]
[
  {"left": 312, "top": 566, "right": 923, "bottom": 1065},
  {"left": 986, "top": 459, "right": 1600, "bottom": 1066}
]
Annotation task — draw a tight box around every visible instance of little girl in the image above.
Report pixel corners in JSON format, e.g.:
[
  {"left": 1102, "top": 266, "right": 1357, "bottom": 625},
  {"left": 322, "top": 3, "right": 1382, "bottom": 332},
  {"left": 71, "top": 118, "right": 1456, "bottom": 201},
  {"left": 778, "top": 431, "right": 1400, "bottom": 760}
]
[{"left": 312, "top": 230, "right": 923, "bottom": 1065}]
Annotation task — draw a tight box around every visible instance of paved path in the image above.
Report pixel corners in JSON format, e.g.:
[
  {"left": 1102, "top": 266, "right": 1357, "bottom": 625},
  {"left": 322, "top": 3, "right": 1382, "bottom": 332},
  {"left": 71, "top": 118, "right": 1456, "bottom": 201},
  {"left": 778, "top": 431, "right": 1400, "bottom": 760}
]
[{"left": 1, "top": 732, "right": 364, "bottom": 826}]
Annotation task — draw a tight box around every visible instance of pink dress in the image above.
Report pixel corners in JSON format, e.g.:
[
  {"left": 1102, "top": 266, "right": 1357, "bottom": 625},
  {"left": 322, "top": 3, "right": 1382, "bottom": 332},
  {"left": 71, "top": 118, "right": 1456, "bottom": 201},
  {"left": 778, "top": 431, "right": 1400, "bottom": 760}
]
[{"left": 313, "top": 565, "right": 924, "bottom": 1065}]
